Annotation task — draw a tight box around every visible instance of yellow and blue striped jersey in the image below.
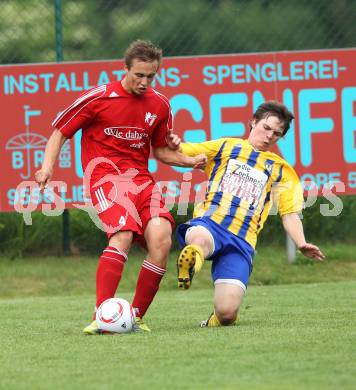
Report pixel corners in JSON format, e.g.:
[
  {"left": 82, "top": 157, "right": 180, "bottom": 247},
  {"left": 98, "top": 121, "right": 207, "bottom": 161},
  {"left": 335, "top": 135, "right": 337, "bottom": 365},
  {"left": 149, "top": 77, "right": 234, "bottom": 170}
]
[{"left": 181, "top": 138, "right": 303, "bottom": 249}]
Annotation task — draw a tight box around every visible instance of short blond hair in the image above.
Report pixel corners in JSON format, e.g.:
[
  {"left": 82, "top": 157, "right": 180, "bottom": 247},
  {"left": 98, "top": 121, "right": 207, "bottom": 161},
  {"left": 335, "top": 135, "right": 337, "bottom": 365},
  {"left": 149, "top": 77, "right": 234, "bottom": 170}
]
[{"left": 124, "top": 40, "right": 162, "bottom": 69}]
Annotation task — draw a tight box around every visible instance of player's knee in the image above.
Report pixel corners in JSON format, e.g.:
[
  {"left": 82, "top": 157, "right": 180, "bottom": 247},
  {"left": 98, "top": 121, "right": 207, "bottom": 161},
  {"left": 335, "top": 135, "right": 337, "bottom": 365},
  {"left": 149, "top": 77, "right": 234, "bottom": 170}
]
[
  {"left": 160, "top": 235, "right": 172, "bottom": 252},
  {"left": 150, "top": 233, "right": 172, "bottom": 253},
  {"left": 216, "top": 308, "right": 238, "bottom": 325},
  {"left": 215, "top": 300, "right": 239, "bottom": 325},
  {"left": 189, "top": 236, "right": 210, "bottom": 249},
  {"left": 186, "top": 231, "right": 212, "bottom": 257},
  {"left": 109, "top": 231, "right": 133, "bottom": 250}
]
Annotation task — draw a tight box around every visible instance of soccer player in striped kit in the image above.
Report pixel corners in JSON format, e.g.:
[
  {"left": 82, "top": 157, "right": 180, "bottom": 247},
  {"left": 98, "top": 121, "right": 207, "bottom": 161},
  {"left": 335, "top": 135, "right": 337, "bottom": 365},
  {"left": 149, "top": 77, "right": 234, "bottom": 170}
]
[
  {"left": 35, "top": 40, "right": 206, "bottom": 334},
  {"left": 176, "top": 101, "right": 325, "bottom": 327}
]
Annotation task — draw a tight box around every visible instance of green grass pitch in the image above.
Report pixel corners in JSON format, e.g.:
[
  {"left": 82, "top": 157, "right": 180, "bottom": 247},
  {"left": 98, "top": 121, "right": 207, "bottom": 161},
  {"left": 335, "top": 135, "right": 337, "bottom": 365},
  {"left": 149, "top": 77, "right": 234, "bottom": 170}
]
[
  {"left": 0, "top": 282, "right": 355, "bottom": 389},
  {"left": 0, "top": 245, "right": 355, "bottom": 389}
]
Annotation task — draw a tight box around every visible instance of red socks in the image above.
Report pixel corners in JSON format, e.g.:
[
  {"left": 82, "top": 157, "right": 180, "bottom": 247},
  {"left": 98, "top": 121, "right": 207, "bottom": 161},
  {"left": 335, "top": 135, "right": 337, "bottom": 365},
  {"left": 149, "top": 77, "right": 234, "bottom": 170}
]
[
  {"left": 95, "top": 251, "right": 165, "bottom": 320},
  {"left": 95, "top": 246, "right": 127, "bottom": 313},
  {"left": 132, "top": 259, "right": 166, "bottom": 318}
]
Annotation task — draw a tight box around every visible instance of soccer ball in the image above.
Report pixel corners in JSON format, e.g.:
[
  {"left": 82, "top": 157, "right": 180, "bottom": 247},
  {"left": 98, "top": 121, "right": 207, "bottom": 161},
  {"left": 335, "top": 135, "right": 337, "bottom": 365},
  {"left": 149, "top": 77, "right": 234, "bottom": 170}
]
[{"left": 96, "top": 297, "right": 136, "bottom": 333}]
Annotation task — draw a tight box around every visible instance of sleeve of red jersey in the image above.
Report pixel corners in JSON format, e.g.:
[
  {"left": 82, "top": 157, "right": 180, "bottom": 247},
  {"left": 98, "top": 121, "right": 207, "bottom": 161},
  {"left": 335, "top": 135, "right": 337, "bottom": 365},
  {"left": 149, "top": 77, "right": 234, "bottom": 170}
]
[
  {"left": 151, "top": 94, "right": 173, "bottom": 148},
  {"left": 52, "top": 85, "right": 106, "bottom": 138}
]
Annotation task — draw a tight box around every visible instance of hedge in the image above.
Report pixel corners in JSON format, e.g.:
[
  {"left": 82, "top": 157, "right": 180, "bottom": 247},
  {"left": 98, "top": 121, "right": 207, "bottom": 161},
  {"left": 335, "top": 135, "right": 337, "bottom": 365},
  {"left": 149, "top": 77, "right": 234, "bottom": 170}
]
[{"left": 0, "top": 196, "right": 355, "bottom": 257}]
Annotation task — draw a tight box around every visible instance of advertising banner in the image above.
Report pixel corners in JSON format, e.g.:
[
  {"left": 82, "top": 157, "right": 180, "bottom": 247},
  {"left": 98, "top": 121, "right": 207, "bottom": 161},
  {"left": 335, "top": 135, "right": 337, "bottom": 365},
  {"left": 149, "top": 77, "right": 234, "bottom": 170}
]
[{"left": 1, "top": 48, "right": 355, "bottom": 212}]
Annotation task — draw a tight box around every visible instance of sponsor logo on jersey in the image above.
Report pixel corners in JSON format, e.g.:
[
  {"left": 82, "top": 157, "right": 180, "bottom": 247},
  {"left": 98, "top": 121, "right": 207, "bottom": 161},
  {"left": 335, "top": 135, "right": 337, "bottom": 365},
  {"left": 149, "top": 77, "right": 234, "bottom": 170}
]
[
  {"left": 104, "top": 127, "right": 148, "bottom": 141},
  {"left": 145, "top": 112, "right": 157, "bottom": 126},
  {"left": 130, "top": 142, "right": 145, "bottom": 149},
  {"left": 219, "top": 159, "right": 268, "bottom": 208}
]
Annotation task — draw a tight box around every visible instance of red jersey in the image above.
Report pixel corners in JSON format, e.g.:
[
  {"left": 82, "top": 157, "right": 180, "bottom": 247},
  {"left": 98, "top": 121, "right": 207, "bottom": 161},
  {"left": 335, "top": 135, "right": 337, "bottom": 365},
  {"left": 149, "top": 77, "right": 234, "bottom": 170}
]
[{"left": 52, "top": 80, "right": 172, "bottom": 180}]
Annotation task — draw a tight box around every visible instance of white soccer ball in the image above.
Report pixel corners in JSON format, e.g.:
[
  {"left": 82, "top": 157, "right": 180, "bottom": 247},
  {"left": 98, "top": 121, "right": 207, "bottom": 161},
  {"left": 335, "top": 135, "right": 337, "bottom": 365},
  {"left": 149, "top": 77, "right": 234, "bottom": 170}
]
[{"left": 96, "top": 297, "right": 136, "bottom": 333}]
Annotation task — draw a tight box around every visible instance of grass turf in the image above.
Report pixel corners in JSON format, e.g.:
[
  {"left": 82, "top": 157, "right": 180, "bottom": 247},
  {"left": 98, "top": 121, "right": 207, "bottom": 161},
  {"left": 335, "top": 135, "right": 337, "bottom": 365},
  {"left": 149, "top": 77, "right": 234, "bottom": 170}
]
[
  {"left": 0, "top": 245, "right": 355, "bottom": 389},
  {"left": 0, "top": 282, "right": 355, "bottom": 389}
]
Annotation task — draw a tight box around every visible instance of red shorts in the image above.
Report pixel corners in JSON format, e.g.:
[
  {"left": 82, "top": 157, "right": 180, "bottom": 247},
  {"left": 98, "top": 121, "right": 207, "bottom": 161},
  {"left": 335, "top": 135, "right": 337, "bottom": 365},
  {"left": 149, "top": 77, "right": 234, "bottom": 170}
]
[{"left": 90, "top": 177, "right": 174, "bottom": 240}]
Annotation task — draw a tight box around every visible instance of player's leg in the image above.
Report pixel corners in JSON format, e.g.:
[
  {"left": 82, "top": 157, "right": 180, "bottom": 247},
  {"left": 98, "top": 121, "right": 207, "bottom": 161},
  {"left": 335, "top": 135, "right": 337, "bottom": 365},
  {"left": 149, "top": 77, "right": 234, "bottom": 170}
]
[
  {"left": 95, "top": 230, "right": 133, "bottom": 310},
  {"left": 129, "top": 182, "right": 175, "bottom": 331},
  {"left": 212, "top": 282, "right": 245, "bottom": 325},
  {"left": 84, "top": 179, "right": 137, "bottom": 334},
  {"left": 201, "top": 242, "right": 253, "bottom": 327},
  {"left": 201, "top": 283, "right": 246, "bottom": 327},
  {"left": 131, "top": 217, "right": 172, "bottom": 326},
  {"left": 176, "top": 223, "right": 214, "bottom": 289},
  {"left": 91, "top": 178, "right": 141, "bottom": 311},
  {"left": 83, "top": 231, "right": 133, "bottom": 335}
]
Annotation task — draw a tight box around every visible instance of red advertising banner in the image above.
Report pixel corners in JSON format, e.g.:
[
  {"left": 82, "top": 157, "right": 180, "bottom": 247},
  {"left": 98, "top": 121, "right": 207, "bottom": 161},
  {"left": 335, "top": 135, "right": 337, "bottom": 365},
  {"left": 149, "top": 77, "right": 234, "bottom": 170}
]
[{"left": 1, "top": 48, "right": 356, "bottom": 212}]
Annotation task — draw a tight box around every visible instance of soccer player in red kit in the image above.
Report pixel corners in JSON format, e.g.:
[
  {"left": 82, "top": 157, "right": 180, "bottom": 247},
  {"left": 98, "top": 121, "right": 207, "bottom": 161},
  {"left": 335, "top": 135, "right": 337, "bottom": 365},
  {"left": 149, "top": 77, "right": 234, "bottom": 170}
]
[{"left": 35, "top": 40, "right": 206, "bottom": 334}]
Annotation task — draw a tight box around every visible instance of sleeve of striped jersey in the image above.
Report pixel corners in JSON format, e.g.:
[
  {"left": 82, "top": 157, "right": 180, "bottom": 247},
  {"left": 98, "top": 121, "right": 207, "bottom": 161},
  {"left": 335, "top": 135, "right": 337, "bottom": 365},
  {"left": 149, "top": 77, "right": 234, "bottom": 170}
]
[
  {"left": 277, "top": 165, "right": 304, "bottom": 216},
  {"left": 151, "top": 100, "right": 172, "bottom": 148},
  {"left": 180, "top": 139, "right": 225, "bottom": 159},
  {"left": 51, "top": 86, "right": 106, "bottom": 138}
]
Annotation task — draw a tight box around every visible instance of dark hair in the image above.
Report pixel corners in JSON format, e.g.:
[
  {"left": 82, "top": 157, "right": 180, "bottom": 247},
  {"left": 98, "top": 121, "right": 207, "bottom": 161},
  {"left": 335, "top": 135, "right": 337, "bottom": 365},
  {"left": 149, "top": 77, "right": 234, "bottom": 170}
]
[
  {"left": 124, "top": 40, "right": 162, "bottom": 69},
  {"left": 250, "top": 101, "right": 294, "bottom": 135}
]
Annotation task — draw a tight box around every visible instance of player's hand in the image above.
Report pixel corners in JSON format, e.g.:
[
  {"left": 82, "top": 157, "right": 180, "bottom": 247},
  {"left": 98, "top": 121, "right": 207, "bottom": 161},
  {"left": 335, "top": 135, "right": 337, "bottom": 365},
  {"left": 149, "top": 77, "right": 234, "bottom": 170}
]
[
  {"left": 34, "top": 169, "right": 52, "bottom": 191},
  {"left": 193, "top": 154, "right": 208, "bottom": 170},
  {"left": 166, "top": 130, "right": 181, "bottom": 150},
  {"left": 298, "top": 243, "right": 325, "bottom": 261}
]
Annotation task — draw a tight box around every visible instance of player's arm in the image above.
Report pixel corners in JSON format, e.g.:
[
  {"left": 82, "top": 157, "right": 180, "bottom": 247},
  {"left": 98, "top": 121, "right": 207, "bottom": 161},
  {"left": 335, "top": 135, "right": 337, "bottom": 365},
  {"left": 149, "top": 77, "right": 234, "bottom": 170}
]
[
  {"left": 180, "top": 139, "right": 225, "bottom": 159},
  {"left": 34, "top": 129, "right": 68, "bottom": 190},
  {"left": 276, "top": 163, "right": 324, "bottom": 261},
  {"left": 153, "top": 146, "right": 207, "bottom": 169},
  {"left": 35, "top": 87, "right": 99, "bottom": 189},
  {"left": 155, "top": 139, "right": 225, "bottom": 170},
  {"left": 281, "top": 212, "right": 325, "bottom": 261}
]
